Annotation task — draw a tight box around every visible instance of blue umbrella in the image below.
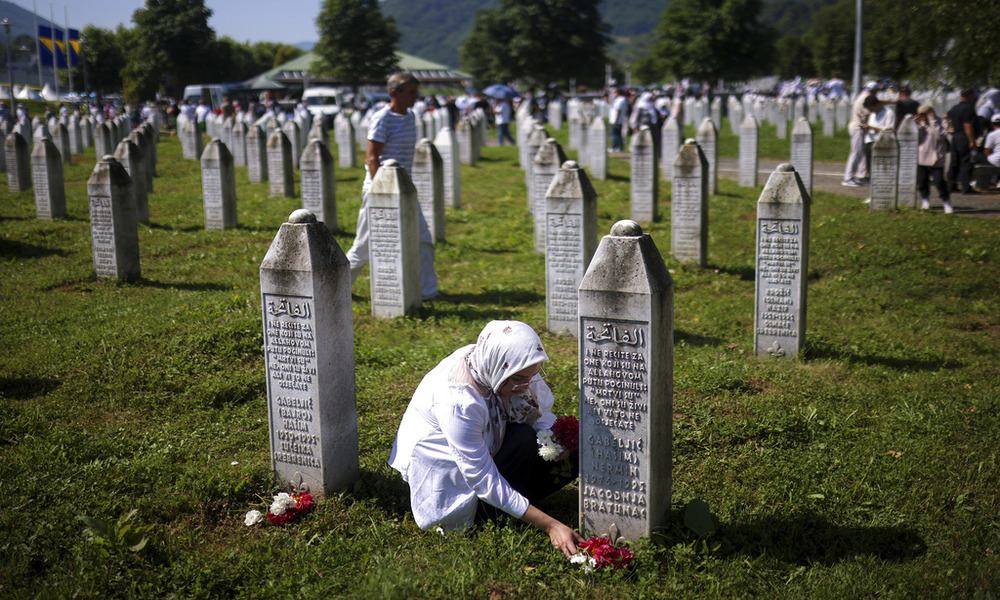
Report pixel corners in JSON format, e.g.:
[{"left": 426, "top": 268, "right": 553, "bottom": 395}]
[{"left": 483, "top": 84, "right": 519, "bottom": 99}]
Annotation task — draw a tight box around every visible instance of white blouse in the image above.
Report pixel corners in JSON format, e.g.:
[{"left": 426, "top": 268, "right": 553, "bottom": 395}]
[{"left": 388, "top": 345, "right": 556, "bottom": 531}]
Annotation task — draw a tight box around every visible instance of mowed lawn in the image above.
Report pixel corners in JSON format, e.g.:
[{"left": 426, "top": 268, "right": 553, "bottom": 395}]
[{"left": 1, "top": 119, "right": 999, "bottom": 599}]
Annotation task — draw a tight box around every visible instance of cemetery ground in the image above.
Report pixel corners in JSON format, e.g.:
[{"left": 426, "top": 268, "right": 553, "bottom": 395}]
[{"left": 2, "top": 122, "right": 1000, "bottom": 599}]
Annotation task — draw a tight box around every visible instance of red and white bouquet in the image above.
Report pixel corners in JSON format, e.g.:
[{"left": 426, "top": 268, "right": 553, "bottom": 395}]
[
  {"left": 536, "top": 415, "right": 579, "bottom": 461},
  {"left": 570, "top": 536, "right": 634, "bottom": 572},
  {"left": 244, "top": 492, "right": 314, "bottom": 527}
]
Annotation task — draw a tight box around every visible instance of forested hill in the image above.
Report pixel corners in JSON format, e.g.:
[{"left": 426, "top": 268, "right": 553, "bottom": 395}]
[{"left": 381, "top": 0, "right": 837, "bottom": 69}]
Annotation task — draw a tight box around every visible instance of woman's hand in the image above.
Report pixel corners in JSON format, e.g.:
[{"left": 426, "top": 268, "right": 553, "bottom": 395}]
[
  {"left": 521, "top": 505, "right": 585, "bottom": 559},
  {"left": 547, "top": 521, "right": 586, "bottom": 559}
]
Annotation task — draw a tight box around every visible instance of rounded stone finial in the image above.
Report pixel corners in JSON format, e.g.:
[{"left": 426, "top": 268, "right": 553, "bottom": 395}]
[
  {"left": 381, "top": 158, "right": 399, "bottom": 168},
  {"left": 288, "top": 209, "right": 317, "bottom": 224},
  {"left": 610, "top": 219, "right": 643, "bottom": 237},
  {"left": 102, "top": 154, "right": 115, "bottom": 162},
  {"left": 562, "top": 160, "right": 579, "bottom": 169},
  {"left": 684, "top": 137, "right": 697, "bottom": 145},
  {"left": 776, "top": 163, "right": 795, "bottom": 173}
]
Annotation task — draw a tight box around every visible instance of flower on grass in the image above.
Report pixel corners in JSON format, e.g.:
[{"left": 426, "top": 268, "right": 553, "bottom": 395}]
[
  {"left": 537, "top": 429, "right": 564, "bottom": 461},
  {"left": 245, "top": 492, "right": 314, "bottom": 527},
  {"left": 570, "top": 537, "right": 634, "bottom": 571}
]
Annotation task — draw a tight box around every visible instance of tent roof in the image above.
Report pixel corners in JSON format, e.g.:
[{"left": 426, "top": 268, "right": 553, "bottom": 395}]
[{"left": 251, "top": 50, "right": 470, "bottom": 87}]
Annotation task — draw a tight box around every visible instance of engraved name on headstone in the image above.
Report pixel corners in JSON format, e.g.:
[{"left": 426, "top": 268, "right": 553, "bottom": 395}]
[
  {"left": 201, "top": 139, "right": 238, "bottom": 230},
  {"left": 31, "top": 135, "right": 66, "bottom": 219},
  {"left": 411, "top": 138, "right": 445, "bottom": 242},
  {"left": 579, "top": 220, "right": 673, "bottom": 541},
  {"left": 300, "top": 139, "right": 336, "bottom": 229},
  {"left": 754, "top": 164, "right": 810, "bottom": 358},
  {"left": 87, "top": 156, "right": 140, "bottom": 280},
  {"left": 870, "top": 130, "right": 899, "bottom": 212},
  {"left": 896, "top": 115, "right": 919, "bottom": 208},
  {"left": 368, "top": 159, "right": 421, "bottom": 318},
  {"left": 545, "top": 160, "right": 597, "bottom": 336},
  {"left": 260, "top": 209, "right": 359, "bottom": 498},
  {"left": 671, "top": 140, "right": 709, "bottom": 266}
]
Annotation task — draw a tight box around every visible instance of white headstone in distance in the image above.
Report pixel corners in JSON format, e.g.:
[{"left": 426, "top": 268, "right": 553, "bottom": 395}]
[
  {"left": 95, "top": 121, "right": 114, "bottom": 160},
  {"left": 545, "top": 160, "right": 598, "bottom": 336},
  {"left": 790, "top": 118, "right": 814, "bottom": 198},
  {"left": 433, "top": 126, "right": 461, "bottom": 209},
  {"left": 710, "top": 96, "right": 722, "bottom": 131},
  {"left": 411, "top": 138, "right": 445, "bottom": 242},
  {"left": 260, "top": 208, "right": 359, "bottom": 498},
  {"left": 267, "top": 129, "right": 296, "bottom": 198},
  {"left": 367, "top": 159, "right": 422, "bottom": 318},
  {"left": 754, "top": 164, "right": 810, "bottom": 359},
  {"left": 69, "top": 115, "right": 83, "bottom": 155},
  {"left": 587, "top": 117, "right": 608, "bottom": 180},
  {"left": 739, "top": 114, "right": 759, "bottom": 187},
  {"left": 53, "top": 122, "right": 72, "bottom": 164},
  {"left": 821, "top": 100, "right": 835, "bottom": 137},
  {"left": 232, "top": 121, "right": 248, "bottom": 168},
  {"left": 896, "top": 115, "right": 919, "bottom": 208},
  {"left": 525, "top": 125, "right": 548, "bottom": 213},
  {"left": 31, "top": 135, "right": 66, "bottom": 219},
  {"left": 671, "top": 140, "right": 709, "bottom": 266},
  {"left": 335, "top": 114, "right": 358, "bottom": 168},
  {"left": 247, "top": 125, "right": 268, "bottom": 184},
  {"left": 456, "top": 118, "right": 476, "bottom": 166},
  {"left": 533, "top": 138, "right": 568, "bottom": 253},
  {"left": 870, "top": 130, "right": 899, "bottom": 212},
  {"left": 660, "top": 116, "right": 683, "bottom": 182},
  {"left": 300, "top": 139, "right": 336, "bottom": 229},
  {"left": 548, "top": 99, "right": 563, "bottom": 129},
  {"left": 695, "top": 117, "right": 718, "bottom": 195},
  {"left": 201, "top": 139, "right": 238, "bottom": 231},
  {"left": 283, "top": 120, "right": 303, "bottom": 168},
  {"left": 729, "top": 102, "right": 743, "bottom": 136},
  {"left": 579, "top": 219, "right": 673, "bottom": 541},
  {"left": 630, "top": 126, "right": 659, "bottom": 222},
  {"left": 88, "top": 155, "right": 140, "bottom": 280},
  {"left": 114, "top": 138, "right": 149, "bottom": 225},
  {"left": 6, "top": 132, "right": 32, "bottom": 193}
]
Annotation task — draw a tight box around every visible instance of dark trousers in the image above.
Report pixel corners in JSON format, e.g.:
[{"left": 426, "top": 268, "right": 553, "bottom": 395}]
[
  {"left": 917, "top": 165, "right": 950, "bottom": 201},
  {"left": 949, "top": 135, "right": 974, "bottom": 191},
  {"left": 476, "top": 423, "right": 579, "bottom": 524}
]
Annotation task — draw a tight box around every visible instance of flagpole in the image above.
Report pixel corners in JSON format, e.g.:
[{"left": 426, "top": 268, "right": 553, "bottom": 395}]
[
  {"left": 49, "top": 0, "right": 58, "bottom": 96},
  {"left": 64, "top": 4, "right": 71, "bottom": 95},
  {"left": 33, "top": 0, "right": 42, "bottom": 89}
]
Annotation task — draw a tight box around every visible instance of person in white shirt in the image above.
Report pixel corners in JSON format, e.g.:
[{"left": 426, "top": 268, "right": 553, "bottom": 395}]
[
  {"left": 609, "top": 87, "right": 629, "bottom": 151},
  {"left": 984, "top": 114, "right": 1000, "bottom": 168},
  {"left": 389, "top": 320, "right": 583, "bottom": 558},
  {"left": 194, "top": 99, "right": 210, "bottom": 130}
]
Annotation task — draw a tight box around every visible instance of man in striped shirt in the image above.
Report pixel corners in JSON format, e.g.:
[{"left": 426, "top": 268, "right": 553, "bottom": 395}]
[{"left": 346, "top": 72, "right": 438, "bottom": 300}]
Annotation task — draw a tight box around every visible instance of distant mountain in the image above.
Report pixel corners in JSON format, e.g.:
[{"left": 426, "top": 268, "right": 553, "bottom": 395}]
[
  {"left": 371, "top": 0, "right": 837, "bottom": 70},
  {"left": 294, "top": 41, "right": 316, "bottom": 52}
]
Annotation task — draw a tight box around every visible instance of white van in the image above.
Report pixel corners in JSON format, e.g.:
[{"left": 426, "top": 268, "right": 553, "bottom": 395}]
[{"left": 302, "top": 86, "right": 343, "bottom": 125}]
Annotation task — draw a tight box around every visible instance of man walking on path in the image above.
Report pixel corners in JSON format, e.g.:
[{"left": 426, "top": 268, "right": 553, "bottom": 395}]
[
  {"left": 947, "top": 88, "right": 983, "bottom": 195},
  {"left": 345, "top": 72, "right": 438, "bottom": 301}
]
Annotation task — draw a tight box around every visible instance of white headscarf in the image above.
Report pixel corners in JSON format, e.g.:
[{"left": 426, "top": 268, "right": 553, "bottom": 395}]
[{"left": 466, "top": 320, "right": 548, "bottom": 393}]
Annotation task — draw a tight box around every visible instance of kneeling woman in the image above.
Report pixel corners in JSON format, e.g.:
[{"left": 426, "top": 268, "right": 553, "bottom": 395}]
[{"left": 389, "top": 320, "right": 582, "bottom": 557}]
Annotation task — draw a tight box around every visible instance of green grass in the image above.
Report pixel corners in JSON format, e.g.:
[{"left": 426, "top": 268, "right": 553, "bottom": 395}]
[{"left": 1, "top": 128, "right": 999, "bottom": 599}]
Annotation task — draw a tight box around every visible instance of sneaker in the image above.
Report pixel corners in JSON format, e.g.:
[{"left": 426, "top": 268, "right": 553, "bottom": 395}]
[
  {"left": 943, "top": 201, "right": 954, "bottom": 214},
  {"left": 862, "top": 197, "right": 872, "bottom": 204},
  {"left": 920, "top": 199, "right": 930, "bottom": 210},
  {"left": 841, "top": 179, "right": 862, "bottom": 187},
  {"left": 857, "top": 177, "right": 870, "bottom": 184}
]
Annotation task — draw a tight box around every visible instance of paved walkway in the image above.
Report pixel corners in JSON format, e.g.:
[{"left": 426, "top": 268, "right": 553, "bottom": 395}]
[{"left": 716, "top": 158, "right": 1000, "bottom": 219}]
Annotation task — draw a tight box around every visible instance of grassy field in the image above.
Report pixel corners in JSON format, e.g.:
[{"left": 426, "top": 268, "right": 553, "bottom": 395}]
[{"left": 1, "top": 122, "right": 999, "bottom": 599}]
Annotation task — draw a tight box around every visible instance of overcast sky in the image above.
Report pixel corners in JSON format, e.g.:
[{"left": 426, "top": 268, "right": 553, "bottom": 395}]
[{"left": 6, "top": 0, "right": 323, "bottom": 45}]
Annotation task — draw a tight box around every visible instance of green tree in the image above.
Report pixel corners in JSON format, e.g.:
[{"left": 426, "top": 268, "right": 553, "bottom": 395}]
[
  {"left": 774, "top": 34, "right": 815, "bottom": 79},
  {"left": 804, "top": 0, "right": 855, "bottom": 79},
  {"left": 313, "top": 0, "right": 400, "bottom": 91},
  {"left": 654, "top": 0, "right": 774, "bottom": 83},
  {"left": 130, "top": 0, "right": 216, "bottom": 99},
  {"left": 460, "top": 0, "right": 610, "bottom": 88},
  {"left": 79, "top": 25, "right": 126, "bottom": 96}
]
